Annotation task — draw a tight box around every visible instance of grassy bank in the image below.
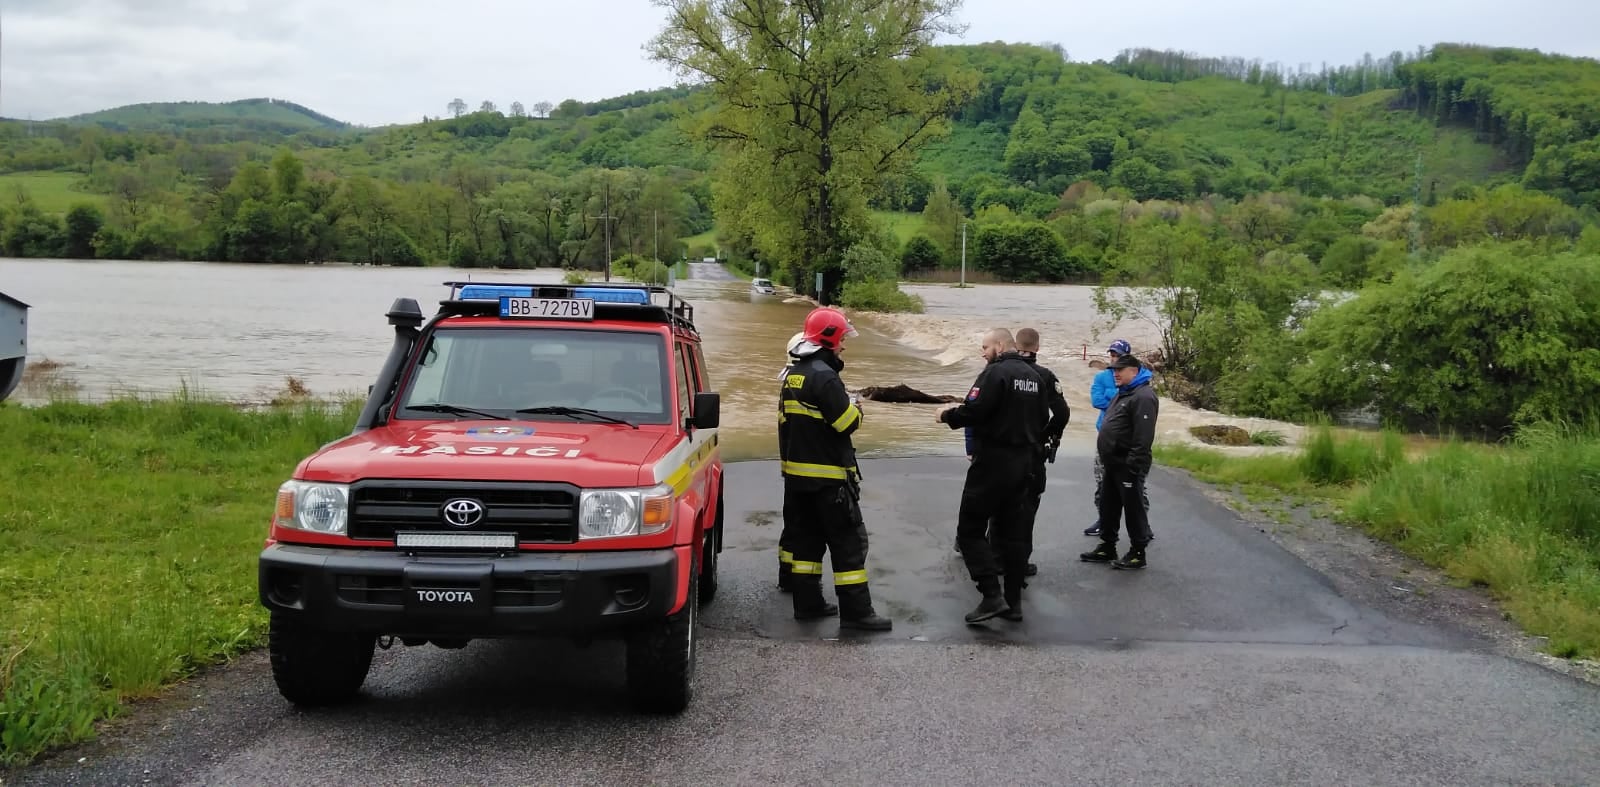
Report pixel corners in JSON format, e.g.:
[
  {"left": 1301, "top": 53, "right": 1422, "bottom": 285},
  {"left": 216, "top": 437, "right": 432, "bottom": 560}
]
[
  {"left": 0, "top": 396, "right": 359, "bottom": 766},
  {"left": 1158, "top": 424, "right": 1600, "bottom": 659}
]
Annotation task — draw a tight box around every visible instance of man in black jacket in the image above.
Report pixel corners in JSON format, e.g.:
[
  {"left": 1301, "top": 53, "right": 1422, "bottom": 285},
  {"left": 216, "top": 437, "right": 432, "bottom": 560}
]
[
  {"left": 778, "top": 307, "right": 893, "bottom": 631},
  {"left": 938, "top": 328, "right": 1047, "bottom": 623},
  {"left": 1081, "top": 353, "right": 1158, "bottom": 570}
]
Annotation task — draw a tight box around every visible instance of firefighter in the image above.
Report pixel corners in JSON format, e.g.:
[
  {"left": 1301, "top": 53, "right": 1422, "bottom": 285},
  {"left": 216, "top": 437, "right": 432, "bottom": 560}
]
[
  {"left": 775, "top": 331, "right": 815, "bottom": 593},
  {"left": 777, "top": 307, "right": 893, "bottom": 631},
  {"left": 937, "top": 328, "right": 1047, "bottom": 623}
]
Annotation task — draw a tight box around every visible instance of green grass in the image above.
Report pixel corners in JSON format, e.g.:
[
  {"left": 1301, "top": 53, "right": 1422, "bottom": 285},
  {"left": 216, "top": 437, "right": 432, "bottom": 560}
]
[
  {"left": 0, "top": 395, "right": 360, "bottom": 766},
  {"left": 871, "top": 210, "right": 926, "bottom": 247},
  {"left": 1159, "top": 424, "right": 1600, "bottom": 659},
  {"left": 0, "top": 172, "right": 108, "bottom": 215}
]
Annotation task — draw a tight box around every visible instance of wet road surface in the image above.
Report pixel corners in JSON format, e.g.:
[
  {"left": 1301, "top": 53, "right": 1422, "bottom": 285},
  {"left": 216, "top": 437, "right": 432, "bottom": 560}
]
[{"left": 11, "top": 454, "right": 1600, "bottom": 786}]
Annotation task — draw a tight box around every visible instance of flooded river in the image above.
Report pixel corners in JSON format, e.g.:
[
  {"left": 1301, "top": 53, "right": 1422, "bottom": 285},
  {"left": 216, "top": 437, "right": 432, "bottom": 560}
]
[{"left": 0, "top": 258, "right": 1302, "bottom": 460}]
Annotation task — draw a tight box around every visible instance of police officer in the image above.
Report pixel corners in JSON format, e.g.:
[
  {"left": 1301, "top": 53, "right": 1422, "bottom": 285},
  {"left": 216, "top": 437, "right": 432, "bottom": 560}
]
[
  {"left": 775, "top": 331, "right": 815, "bottom": 593},
  {"left": 778, "top": 307, "right": 893, "bottom": 631},
  {"left": 937, "top": 328, "right": 1047, "bottom": 623},
  {"left": 1013, "top": 327, "right": 1069, "bottom": 577}
]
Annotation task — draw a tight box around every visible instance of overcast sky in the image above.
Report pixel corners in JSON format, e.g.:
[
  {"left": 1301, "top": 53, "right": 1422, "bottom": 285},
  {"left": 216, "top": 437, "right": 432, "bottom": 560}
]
[{"left": 2, "top": 0, "right": 1596, "bottom": 127}]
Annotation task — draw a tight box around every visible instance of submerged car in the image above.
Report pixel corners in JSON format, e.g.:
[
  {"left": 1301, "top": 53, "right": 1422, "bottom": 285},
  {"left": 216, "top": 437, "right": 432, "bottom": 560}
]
[{"left": 258, "top": 281, "right": 723, "bottom": 714}]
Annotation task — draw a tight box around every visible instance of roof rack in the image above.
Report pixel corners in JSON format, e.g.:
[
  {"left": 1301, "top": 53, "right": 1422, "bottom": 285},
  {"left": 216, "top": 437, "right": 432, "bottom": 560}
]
[{"left": 436, "top": 280, "right": 697, "bottom": 332}]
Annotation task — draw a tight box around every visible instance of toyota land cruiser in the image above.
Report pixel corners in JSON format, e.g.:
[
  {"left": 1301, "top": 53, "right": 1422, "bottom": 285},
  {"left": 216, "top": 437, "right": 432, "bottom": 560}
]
[{"left": 258, "top": 281, "right": 723, "bottom": 714}]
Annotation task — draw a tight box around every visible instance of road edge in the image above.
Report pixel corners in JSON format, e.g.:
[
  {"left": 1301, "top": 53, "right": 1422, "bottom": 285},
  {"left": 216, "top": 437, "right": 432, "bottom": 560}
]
[{"left": 1162, "top": 464, "right": 1600, "bottom": 687}]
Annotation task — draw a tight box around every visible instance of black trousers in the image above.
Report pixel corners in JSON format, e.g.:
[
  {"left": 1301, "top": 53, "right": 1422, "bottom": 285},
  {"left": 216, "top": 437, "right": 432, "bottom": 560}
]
[
  {"left": 987, "top": 457, "right": 1044, "bottom": 557},
  {"left": 957, "top": 451, "right": 1033, "bottom": 597},
  {"left": 784, "top": 482, "right": 877, "bottom": 619},
  {"left": 1096, "top": 461, "right": 1153, "bottom": 548}
]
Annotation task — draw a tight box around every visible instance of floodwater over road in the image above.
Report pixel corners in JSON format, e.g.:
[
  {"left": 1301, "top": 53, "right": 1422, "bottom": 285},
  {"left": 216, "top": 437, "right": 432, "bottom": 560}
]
[{"left": 0, "top": 257, "right": 1303, "bottom": 459}]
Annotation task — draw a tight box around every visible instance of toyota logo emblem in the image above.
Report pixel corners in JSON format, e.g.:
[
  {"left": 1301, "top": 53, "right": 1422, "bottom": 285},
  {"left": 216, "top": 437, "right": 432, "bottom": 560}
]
[{"left": 440, "top": 498, "right": 486, "bottom": 528}]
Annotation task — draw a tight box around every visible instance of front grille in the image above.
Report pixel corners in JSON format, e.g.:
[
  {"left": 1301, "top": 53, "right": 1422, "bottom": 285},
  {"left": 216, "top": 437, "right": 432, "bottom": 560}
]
[
  {"left": 347, "top": 480, "right": 579, "bottom": 544},
  {"left": 334, "top": 574, "right": 564, "bottom": 608}
]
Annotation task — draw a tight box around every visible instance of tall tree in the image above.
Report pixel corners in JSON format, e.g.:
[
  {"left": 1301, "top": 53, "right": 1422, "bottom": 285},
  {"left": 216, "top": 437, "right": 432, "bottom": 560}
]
[
  {"left": 479, "top": 100, "right": 499, "bottom": 114},
  {"left": 510, "top": 101, "right": 527, "bottom": 118},
  {"left": 533, "top": 101, "right": 554, "bottom": 118},
  {"left": 447, "top": 98, "right": 467, "bottom": 118},
  {"left": 647, "top": 0, "right": 977, "bottom": 303}
]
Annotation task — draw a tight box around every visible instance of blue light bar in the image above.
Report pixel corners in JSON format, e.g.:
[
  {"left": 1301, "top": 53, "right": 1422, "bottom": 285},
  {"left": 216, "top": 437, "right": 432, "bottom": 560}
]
[
  {"left": 457, "top": 285, "right": 533, "bottom": 300},
  {"left": 573, "top": 287, "right": 651, "bottom": 304}
]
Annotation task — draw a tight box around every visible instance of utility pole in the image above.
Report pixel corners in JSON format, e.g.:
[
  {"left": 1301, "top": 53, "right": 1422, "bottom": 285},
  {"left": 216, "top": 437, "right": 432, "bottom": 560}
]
[
  {"left": 960, "top": 221, "right": 967, "bottom": 288},
  {"left": 586, "top": 181, "right": 617, "bottom": 281},
  {"left": 653, "top": 210, "right": 659, "bottom": 264}
]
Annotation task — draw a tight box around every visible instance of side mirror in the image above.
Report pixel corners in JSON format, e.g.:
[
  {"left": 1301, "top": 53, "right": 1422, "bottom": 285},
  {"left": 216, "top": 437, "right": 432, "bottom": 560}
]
[{"left": 691, "top": 391, "right": 720, "bottom": 430}]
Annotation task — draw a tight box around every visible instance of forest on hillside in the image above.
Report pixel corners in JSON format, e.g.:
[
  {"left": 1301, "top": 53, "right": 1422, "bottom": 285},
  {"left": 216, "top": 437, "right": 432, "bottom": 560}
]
[{"left": 1, "top": 35, "right": 1597, "bottom": 436}]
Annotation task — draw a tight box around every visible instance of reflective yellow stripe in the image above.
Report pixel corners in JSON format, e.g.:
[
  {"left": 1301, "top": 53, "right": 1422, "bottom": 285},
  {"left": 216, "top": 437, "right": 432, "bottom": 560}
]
[
  {"left": 780, "top": 460, "right": 850, "bottom": 480},
  {"left": 779, "top": 550, "right": 794, "bottom": 564},
  {"left": 791, "top": 560, "right": 824, "bottom": 575},
  {"left": 782, "top": 401, "right": 823, "bottom": 419},
  {"left": 834, "top": 569, "right": 868, "bottom": 586},
  {"left": 831, "top": 404, "right": 861, "bottom": 432}
]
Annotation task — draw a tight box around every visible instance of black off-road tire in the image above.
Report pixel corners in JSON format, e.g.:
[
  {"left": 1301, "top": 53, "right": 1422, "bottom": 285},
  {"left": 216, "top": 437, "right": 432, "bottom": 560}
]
[
  {"left": 698, "top": 494, "right": 722, "bottom": 606},
  {"left": 625, "top": 568, "right": 698, "bottom": 714},
  {"left": 268, "top": 613, "right": 376, "bottom": 707}
]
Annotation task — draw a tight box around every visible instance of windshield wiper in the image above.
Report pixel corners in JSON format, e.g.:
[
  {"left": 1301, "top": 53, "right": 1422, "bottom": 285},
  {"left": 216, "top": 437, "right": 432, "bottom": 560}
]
[
  {"left": 407, "top": 403, "right": 510, "bottom": 420},
  {"left": 515, "top": 406, "right": 637, "bottom": 429}
]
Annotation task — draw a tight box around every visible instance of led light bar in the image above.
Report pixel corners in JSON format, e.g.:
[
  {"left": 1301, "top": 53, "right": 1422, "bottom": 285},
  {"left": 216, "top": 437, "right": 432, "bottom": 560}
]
[{"left": 395, "top": 532, "right": 517, "bottom": 549}]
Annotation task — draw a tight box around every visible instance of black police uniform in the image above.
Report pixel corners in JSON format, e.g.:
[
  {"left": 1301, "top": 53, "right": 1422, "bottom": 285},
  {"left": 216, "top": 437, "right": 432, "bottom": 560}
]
[
  {"left": 777, "top": 350, "right": 891, "bottom": 630},
  {"left": 1011, "top": 353, "right": 1069, "bottom": 568},
  {"left": 939, "top": 350, "right": 1047, "bottom": 619}
]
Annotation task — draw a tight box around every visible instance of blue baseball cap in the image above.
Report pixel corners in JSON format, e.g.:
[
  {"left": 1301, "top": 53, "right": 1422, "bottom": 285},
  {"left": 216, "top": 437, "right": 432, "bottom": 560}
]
[{"left": 1108, "top": 339, "right": 1132, "bottom": 356}]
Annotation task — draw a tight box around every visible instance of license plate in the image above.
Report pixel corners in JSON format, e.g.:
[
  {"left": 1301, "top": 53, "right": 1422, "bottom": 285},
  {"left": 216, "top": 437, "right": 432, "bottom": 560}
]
[{"left": 499, "top": 297, "right": 594, "bottom": 320}]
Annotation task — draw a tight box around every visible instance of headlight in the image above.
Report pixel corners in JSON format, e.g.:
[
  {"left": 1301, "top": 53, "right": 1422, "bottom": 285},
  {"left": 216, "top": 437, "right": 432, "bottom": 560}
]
[
  {"left": 578, "top": 483, "right": 674, "bottom": 539},
  {"left": 275, "top": 480, "right": 350, "bottom": 535}
]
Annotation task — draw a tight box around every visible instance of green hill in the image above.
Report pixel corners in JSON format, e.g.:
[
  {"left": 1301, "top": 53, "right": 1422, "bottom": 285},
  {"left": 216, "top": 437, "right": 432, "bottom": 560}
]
[
  {"left": 51, "top": 98, "right": 351, "bottom": 135},
  {"left": 0, "top": 41, "right": 1594, "bottom": 270}
]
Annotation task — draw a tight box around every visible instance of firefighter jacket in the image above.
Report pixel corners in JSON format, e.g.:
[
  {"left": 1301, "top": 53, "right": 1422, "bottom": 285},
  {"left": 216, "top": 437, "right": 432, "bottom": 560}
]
[
  {"left": 940, "top": 351, "right": 1047, "bottom": 457},
  {"left": 777, "top": 350, "right": 863, "bottom": 491}
]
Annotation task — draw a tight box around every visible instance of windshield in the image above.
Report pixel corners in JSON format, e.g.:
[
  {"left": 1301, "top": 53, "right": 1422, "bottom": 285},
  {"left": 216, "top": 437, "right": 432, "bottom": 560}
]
[{"left": 397, "top": 327, "right": 671, "bottom": 424}]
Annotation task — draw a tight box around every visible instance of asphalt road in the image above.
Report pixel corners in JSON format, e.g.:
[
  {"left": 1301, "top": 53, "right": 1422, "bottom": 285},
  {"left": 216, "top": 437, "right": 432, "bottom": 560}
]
[{"left": 11, "top": 455, "right": 1600, "bottom": 786}]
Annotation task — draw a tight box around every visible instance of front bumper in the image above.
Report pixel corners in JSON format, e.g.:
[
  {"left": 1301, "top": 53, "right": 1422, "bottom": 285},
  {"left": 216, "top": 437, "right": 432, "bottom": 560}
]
[{"left": 259, "top": 543, "right": 685, "bottom": 638}]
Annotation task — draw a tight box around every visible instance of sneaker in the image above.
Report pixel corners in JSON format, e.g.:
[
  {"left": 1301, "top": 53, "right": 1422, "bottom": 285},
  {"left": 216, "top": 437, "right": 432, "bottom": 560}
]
[
  {"left": 1084, "top": 522, "right": 1101, "bottom": 537},
  {"left": 964, "top": 595, "right": 1009, "bottom": 624},
  {"left": 841, "top": 614, "right": 893, "bottom": 631},
  {"left": 999, "top": 606, "right": 1023, "bottom": 622},
  {"left": 1079, "top": 542, "right": 1117, "bottom": 563},
  {"left": 1112, "top": 549, "right": 1147, "bottom": 571},
  {"left": 1025, "top": 563, "right": 1038, "bottom": 576}
]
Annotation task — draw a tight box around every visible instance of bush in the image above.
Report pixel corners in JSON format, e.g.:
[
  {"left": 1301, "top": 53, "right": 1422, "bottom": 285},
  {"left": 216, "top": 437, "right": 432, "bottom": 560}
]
[
  {"left": 1293, "top": 244, "right": 1600, "bottom": 437},
  {"left": 838, "top": 280, "right": 924, "bottom": 313},
  {"left": 562, "top": 269, "right": 587, "bottom": 284},
  {"left": 900, "top": 235, "right": 943, "bottom": 273},
  {"left": 1296, "top": 425, "right": 1406, "bottom": 485}
]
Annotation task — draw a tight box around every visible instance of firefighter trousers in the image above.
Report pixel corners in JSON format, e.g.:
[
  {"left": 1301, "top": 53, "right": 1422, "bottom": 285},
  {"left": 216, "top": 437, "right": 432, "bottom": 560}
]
[
  {"left": 957, "top": 451, "right": 1034, "bottom": 598},
  {"left": 783, "top": 482, "right": 879, "bottom": 620}
]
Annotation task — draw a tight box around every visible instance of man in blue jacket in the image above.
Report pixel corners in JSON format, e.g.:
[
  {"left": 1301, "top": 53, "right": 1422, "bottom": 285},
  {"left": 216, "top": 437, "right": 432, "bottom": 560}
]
[{"left": 1085, "top": 340, "right": 1150, "bottom": 537}]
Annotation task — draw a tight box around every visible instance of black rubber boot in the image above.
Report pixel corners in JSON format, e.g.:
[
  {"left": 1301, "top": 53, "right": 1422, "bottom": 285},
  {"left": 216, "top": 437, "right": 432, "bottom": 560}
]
[
  {"left": 1080, "top": 541, "right": 1117, "bottom": 563},
  {"left": 837, "top": 585, "right": 892, "bottom": 631},
  {"left": 1000, "top": 578, "right": 1024, "bottom": 622},
  {"left": 791, "top": 576, "right": 837, "bottom": 620},
  {"left": 777, "top": 557, "right": 794, "bottom": 593},
  {"left": 965, "top": 594, "right": 1009, "bottom": 624}
]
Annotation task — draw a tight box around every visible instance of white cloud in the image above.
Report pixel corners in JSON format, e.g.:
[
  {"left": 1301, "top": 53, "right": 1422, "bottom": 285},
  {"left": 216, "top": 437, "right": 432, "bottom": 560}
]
[{"left": 1, "top": 0, "right": 1595, "bottom": 126}]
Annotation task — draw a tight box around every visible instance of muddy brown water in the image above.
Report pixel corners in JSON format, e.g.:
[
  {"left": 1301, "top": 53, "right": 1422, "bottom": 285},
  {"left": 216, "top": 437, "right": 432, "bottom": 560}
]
[{"left": 0, "top": 258, "right": 1305, "bottom": 460}]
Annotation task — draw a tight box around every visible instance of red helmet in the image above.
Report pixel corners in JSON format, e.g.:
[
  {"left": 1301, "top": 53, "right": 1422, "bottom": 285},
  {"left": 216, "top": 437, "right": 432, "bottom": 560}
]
[{"left": 802, "top": 306, "right": 858, "bottom": 349}]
